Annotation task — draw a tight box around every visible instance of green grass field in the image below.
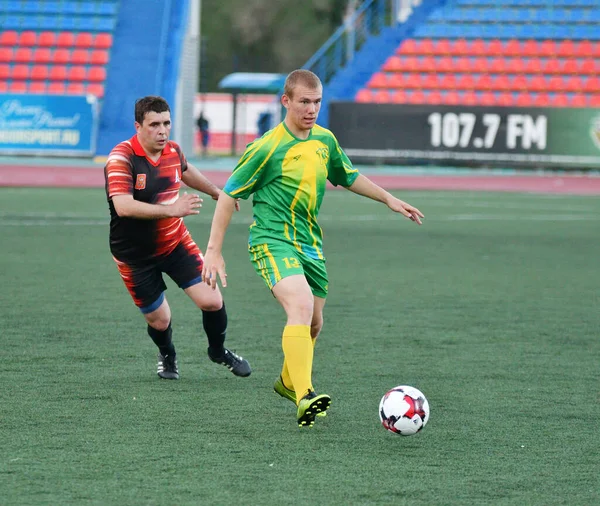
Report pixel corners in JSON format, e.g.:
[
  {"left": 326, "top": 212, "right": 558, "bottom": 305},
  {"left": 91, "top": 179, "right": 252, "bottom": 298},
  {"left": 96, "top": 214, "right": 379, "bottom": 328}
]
[{"left": 1, "top": 187, "right": 598, "bottom": 505}]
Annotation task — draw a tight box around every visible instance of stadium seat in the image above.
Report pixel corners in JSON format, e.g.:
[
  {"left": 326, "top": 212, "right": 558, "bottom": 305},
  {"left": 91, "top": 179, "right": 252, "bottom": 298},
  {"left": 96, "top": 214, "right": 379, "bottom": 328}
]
[
  {"left": 470, "top": 39, "right": 487, "bottom": 56},
  {"left": 0, "top": 31, "right": 18, "bottom": 46},
  {"left": 29, "top": 81, "right": 47, "bottom": 94},
  {"left": 461, "top": 91, "right": 478, "bottom": 105},
  {"left": 454, "top": 58, "right": 471, "bottom": 73},
  {"left": 564, "top": 76, "right": 584, "bottom": 92},
  {"left": 90, "top": 50, "right": 109, "bottom": 65},
  {"left": 436, "top": 57, "right": 453, "bottom": 73},
  {"left": 88, "top": 67, "right": 107, "bottom": 83},
  {"left": 33, "top": 48, "right": 52, "bottom": 64},
  {"left": 75, "top": 32, "right": 94, "bottom": 48},
  {"left": 421, "top": 56, "right": 436, "bottom": 72},
  {"left": 71, "top": 50, "right": 90, "bottom": 65},
  {"left": 0, "top": 64, "right": 9, "bottom": 79},
  {"left": 56, "top": 32, "right": 75, "bottom": 48},
  {"left": 53, "top": 49, "right": 71, "bottom": 65},
  {"left": 524, "top": 59, "right": 543, "bottom": 74},
  {"left": 569, "top": 95, "right": 587, "bottom": 107},
  {"left": 426, "top": 91, "right": 444, "bottom": 104},
  {"left": 496, "top": 93, "right": 514, "bottom": 107},
  {"left": 387, "top": 73, "right": 405, "bottom": 88},
  {"left": 86, "top": 83, "right": 105, "bottom": 98},
  {"left": 367, "top": 72, "right": 388, "bottom": 88},
  {"left": 479, "top": 92, "right": 496, "bottom": 106},
  {"left": 583, "top": 77, "right": 600, "bottom": 93},
  {"left": 422, "top": 74, "right": 440, "bottom": 89},
  {"left": 512, "top": 75, "right": 528, "bottom": 91},
  {"left": 457, "top": 74, "right": 476, "bottom": 90},
  {"left": 543, "top": 59, "right": 561, "bottom": 74},
  {"left": 404, "top": 74, "right": 421, "bottom": 89},
  {"left": 38, "top": 32, "right": 57, "bottom": 47},
  {"left": 9, "top": 81, "right": 27, "bottom": 93},
  {"left": 504, "top": 40, "right": 522, "bottom": 57},
  {"left": 556, "top": 40, "right": 576, "bottom": 57},
  {"left": 18, "top": 31, "right": 37, "bottom": 47},
  {"left": 14, "top": 48, "right": 33, "bottom": 63},
  {"left": 434, "top": 39, "right": 452, "bottom": 55},
  {"left": 407, "top": 90, "right": 426, "bottom": 104},
  {"left": 528, "top": 75, "right": 547, "bottom": 92},
  {"left": 397, "top": 39, "right": 418, "bottom": 55},
  {"left": 551, "top": 94, "right": 569, "bottom": 107},
  {"left": 533, "top": 93, "right": 550, "bottom": 107},
  {"left": 547, "top": 76, "right": 566, "bottom": 92},
  {"left": 521, "top": 40, "right": 539, "bottom": 57},
  {"left": 589, "top": 94, "right": 600, "bottom": 107},
  {"left": 0, "top": 82, "right": 7, "bottom": 93},
  {"left": 68, "top": 66, "right": 87, "bottom": 82},
  {"left": 442, "top": 91, "right": 460, "bottom": 105},
  {"left": 93, "top": 33, "right": 113, "bottom": 49},
  {"left": 30, "top": 65, "right": 49, "bottom": 80},
  {"left": 580, "top": 60, "right": 599, "bottom": 75},
  {"left": 487, "top": 39, "right": 504, "bottom": 57},
  {"left": 382, "top": 56, "right": 401, "bottom": 72},
  {"left": 476, "top": 74, "right": 493, "bottom": 90},
  {"left": 505, "top": 58, "right": 525, "bottom": 74},
  {"left": 488, "top": 58, "right": 506, "bottom": 73},
  {"left": 0, "top": 48, "right": 13, "bottom": 63},
  {"left": 515, "top": 93, "right": 534, "bottom": 106},
  {"left": 417, "top": 39, "right": 436, "bottom": 55},
  {"left": 355, "top": 89, "right": 372, "bottom": 102},
  {"left": 49, "top": 66, "right": 68, "bottom": 81},
  {"left": 492, "top": 74, "right": 511, "bottom": 91},
  {"left": 48, "top": 82, "right": 67, "bottom": 94},
  {"left": 67, "top": 82, "right": 86, "bottom": 95},
  {"left": 538, "top": 40, "right": 557, "bottom": 57},
  {"left": 11, "top": 64, "right": 29, "bottom": 80},
  {"left": 391, "top": 90, "right": 408, "bottom": 103}
]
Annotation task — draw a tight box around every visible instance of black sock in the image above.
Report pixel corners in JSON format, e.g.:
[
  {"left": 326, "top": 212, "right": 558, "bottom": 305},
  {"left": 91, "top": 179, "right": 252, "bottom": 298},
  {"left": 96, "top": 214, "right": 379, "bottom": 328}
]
[
  {"left": 203, "top": 302, "right": 227, "bottom": 357},
  {"left": 147, "top": 322, "right": 176, "bottom": 357}
]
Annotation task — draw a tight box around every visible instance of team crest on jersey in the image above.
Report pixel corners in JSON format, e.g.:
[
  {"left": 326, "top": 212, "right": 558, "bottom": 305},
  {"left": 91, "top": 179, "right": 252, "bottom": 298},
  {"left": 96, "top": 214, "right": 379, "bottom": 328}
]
[
  {"left": 135, "top": 174, "right": 147, "bottom": 190},
  {"left": 316, "top": 147, "right": 329, "bottom": 166}
]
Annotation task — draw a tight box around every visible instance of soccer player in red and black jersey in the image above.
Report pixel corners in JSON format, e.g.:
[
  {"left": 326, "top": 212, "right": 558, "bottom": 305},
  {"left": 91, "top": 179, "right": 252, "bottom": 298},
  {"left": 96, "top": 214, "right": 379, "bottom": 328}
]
[{"left": 104, "top": 95, "right": 251, "bottom": 380}]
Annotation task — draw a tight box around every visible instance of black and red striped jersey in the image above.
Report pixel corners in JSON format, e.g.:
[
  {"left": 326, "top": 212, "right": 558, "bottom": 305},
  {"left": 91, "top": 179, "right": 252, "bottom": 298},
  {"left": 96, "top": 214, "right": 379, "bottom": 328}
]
[{"left": 104, "top": 135, "right": 191, "bottom": 263}]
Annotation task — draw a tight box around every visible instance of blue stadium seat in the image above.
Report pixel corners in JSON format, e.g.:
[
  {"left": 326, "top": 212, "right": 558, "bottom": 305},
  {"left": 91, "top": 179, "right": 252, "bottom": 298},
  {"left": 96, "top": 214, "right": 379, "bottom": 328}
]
[
  {"left": 3, "top": 15, "right": 21, "bottom": 29},
  {"left": 96, "top": 18, "right": 116, "bottom": 31},
  {"left": 39, "top": 2, "right": 61, "bottom": 14}
]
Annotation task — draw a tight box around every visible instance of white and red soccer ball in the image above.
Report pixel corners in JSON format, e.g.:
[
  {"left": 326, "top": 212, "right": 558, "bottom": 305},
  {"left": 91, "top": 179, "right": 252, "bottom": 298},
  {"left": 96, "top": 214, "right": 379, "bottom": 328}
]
[{"left": 379, "top": 385, "right": 430, "bottom": 436}]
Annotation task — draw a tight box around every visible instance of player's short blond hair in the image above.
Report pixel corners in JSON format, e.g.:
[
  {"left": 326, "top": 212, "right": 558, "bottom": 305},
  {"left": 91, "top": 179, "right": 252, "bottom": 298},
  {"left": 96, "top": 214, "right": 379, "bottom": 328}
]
[{"left": 284, "top": 69, "right": 322, "bottom": 99}]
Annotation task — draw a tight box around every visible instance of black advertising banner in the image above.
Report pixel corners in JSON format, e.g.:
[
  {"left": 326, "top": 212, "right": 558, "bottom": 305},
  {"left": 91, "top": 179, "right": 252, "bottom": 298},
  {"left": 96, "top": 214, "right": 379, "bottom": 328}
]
[{"left": 329, "top": 102, "right": 600, "bottom": 169}]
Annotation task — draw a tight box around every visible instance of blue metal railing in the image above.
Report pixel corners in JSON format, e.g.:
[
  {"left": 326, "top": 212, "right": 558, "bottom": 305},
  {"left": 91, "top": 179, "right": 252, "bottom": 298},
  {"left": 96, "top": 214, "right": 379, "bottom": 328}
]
[{"left": 304, "top": 0, "right": 400, "bottom": 84}]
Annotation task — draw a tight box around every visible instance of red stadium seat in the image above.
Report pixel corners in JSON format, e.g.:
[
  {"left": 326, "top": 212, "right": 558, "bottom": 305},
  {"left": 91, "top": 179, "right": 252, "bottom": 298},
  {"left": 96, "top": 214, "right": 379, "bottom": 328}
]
[
  {"left": 562, "top": 60, "right": 579, "bottom": 74},
  {"left": 479, "top": 92, "right": 496, "bottom": 106},
  {"left": 492, "top": 74, "right": 511, "bottom": 91},
  {"left": 404, "top": 73, "right": 421, "bottom": 89},
  {"left": 470, "top": 39, "right": 487, "bottom": 56},
  {"left": 524, "top": 59, "right": 543, "bottom": 74},
  {"left": 589, "top": 94, "right": 600, "bottom": 107},
  {"left": 0, "top": 31, "right": 18, "bottom": 46},
  {"left": 93, "top": 33, "right": 113, "bottom": 49},
  {"left": 476, "top": 74, "right": 493, "bottom": 90},
  {"left": 407, "top": 90, "right": 426, "bottom": 104},
  {"left": 512, "top": 75, "right": 528, "bottom": 92},
  {"left": 528, "top": 75, "right": 547, "bottom": 92},
  {"left": 569, "top": 95, "right": 587, "bottom": 107},
  {"left": 14, "top": 48, "right": 33, "bottom": 63},
  {"left": 0, "top": 64, "right": 8, "bottom": 79},
  {"left": 53, "top": 49, "right": 71, "bottom": 65},
  {"left": 49, "top": 66, "right": 68, "bottom": 81},
  {"left": 422, "top": 74, "right": 439, "bottom": 89},
  {"left": 461, "top": 91, "right": 477, "bottom": 106},
  {"left": 547, "top": 76, "right": 566, "bottom": 92},
  {"left": 367, "top": 73, "right": 388, "bottom": 88},
  {"left": 30, "top": 65, "right": 49, "bottom": 80},
  {"left": 0, "top": 48, "right": 13, "bottom": 63},
  {"left": 451, "top": 39, "right": 469, "bottom": 56},
  {"left": 10, "top": 81, "right": 27, "bottom": 93},
  {"left": 355, "top": 89, "right": 372, "bottom": 102},
  {"left": 496, "top": 93, "right": 514, "bottom": 107},
  {"left": 593, "top": 42, "right": 600, "bottom": 58},
  {"left": 88, "top": 67, "right": 107, "bottom": 82},
  {"left": 521, "top": 40, "right": 538, "bottom": 57},
  {"left": 434, "top": 39, "right": 451, "bottom": 56},
  {"left": 580, "top": 59, "right": 598, "bottom": 74},
  {"left": 33, "top": 48, "right": 52, "bottom": 63},
  {"left": 556, "top": 40, "right": 576, "bottom": 57},
  {"left": 505, "top": 58, "right": 525, "bottom": 74},
  {"left": 488, "top": 58, "right": 506, "bottom": 73},
  {"left": 71, "top": 50, "right": 90, "bottom": 65},
  {"left": 387, "top": 73, "right": 405, "bottom": 88},
  {"left": 86, "top": 83, "right": 105, "bottom": 98},
  {"left": 372, "top": 90, "right": 392, "bottom": 103},
  {"left": 18, "top": 31, "right": 37, "bottom": 47},
  {"left": 68, "top": 66, "right": 87, "bottom": 81},
  {"left": 426, "top": 91, "right": 443, "bottom": 104},
  {"left": 473, "top": 57, "right": 489, "bottom": 73},
  {"left": 11, "top": 64, "right": 29, "bottom": 80},
  {"left": 401, "top": 57, "right": 419, "bottom": 72},
  {"left": 542, "top": 59, "right": 561, "bottom": 74},
  {"left": 38, "top": 32, "right": 57, "bottom": 47},
  {"left": 538, "top": 41, "right": 556, "bottom": 58},
  {"left": 439, "top": 74, "right": 458, "bottom": 90},
  {"left": 436, "top": 57, "right": 453, "bottom": 73},
  {"left": 47, "top": 82, "right": 67, "bottom": 94},
  {"left": 382, "top": 56, "right": 402, "bottom": 72},
  {"left": 504, "top": 40, "right": 522, "bottom": 57},
  {"left": 67, "top": 82, "right": 86, "bottom": 95},
  {"left": 533, "top": 93, "right": 550, "bottom": 107},
  {"left": 515, "top": 93, "right": 534, "bottom": 106},
  {"left": 442, "top": 91, "right": 460, "bottom": 105},
  {"left": 0, "top": 82, "right": 7, "bottom": 92},
  {"left": 453, "top": 57, "right": 471, "bottom": 73},
  {"left": 420, "top": 56, "right": 436, "bottom": 72},
  {"left": 456, "top": 74, "right": 475, "bottom": 90},
  {"left": 551, "top": 94, "right": 569, "bottom": 107},
  {"left": 583, "top": 77, "right": 600, "bottom": 93},
  {"left": 75, "top": 32, "right": 94, "bottom": 48},
  {"left": 56, "top": 32, "right": 75, "bottom": 48},
  {"left": 397, "top": 39, "right": 418, "bottom": 55},
  {"left": 564, "top": 76, "right": 584, "bottom": 93},
  {"left": 391, "top": 90, "right": 408, "bottom": 103},
  {"left": 417, "top": 39, "right": 436, "bottom": 55},
  {"left": 487, "top": 39, "right": 504, "bottom": 57},
  {"left": 29, "top": 81, "right": 47, "bottom": 94},
  {"left": 575, "top": 41, "right": 593, "bottom": 58}
]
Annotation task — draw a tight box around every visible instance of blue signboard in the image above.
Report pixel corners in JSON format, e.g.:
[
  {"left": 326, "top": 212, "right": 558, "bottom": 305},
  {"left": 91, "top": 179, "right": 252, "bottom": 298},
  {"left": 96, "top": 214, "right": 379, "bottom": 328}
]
[{"left": 0, "top": 94, "right": 98, "bottom": 156}]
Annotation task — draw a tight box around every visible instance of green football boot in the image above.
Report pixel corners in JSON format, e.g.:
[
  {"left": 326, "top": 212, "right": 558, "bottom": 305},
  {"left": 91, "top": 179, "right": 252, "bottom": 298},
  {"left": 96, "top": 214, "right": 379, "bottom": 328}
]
[
  {"left": 274, "top": 377, "right": 327, "bottom": 417},
  {"left": 297, "top": 391, "right": 331, "bottom": 428}
]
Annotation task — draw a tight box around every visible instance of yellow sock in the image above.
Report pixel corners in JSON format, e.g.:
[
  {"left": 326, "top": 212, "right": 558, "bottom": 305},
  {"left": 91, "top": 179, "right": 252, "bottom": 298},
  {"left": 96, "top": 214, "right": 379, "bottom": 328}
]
[
  {"left": 280, "top": 336, "right": 317, "bottom": 391},
  {"left": 281, "top": 325, "right": 313, "bottom": 404}
]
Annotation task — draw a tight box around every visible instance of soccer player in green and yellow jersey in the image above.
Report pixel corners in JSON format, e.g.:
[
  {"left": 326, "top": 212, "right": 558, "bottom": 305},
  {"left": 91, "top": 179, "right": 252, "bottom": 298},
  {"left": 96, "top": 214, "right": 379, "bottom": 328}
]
[{"left": 202, "top": 69, "right": 424, "bottom": 428}]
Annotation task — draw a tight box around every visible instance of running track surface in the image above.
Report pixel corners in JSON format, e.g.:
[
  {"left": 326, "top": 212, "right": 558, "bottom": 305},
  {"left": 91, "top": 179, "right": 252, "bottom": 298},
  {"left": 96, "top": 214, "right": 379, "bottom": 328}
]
[{"left": 1, "top": 164, "right": 600, "bottom": 195}]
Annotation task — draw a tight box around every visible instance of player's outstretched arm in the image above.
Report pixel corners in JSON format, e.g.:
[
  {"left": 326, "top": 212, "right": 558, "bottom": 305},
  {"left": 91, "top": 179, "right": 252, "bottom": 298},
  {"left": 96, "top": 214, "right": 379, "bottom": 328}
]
[
  {"left": 202, "top": 192, "right": 238, "bottom": 289},
  {"left": 346, "top": 174, "right": 424, "bottom": 225},
  {"left": 112, "top": 193, "right": 202, "bottom": 219}
]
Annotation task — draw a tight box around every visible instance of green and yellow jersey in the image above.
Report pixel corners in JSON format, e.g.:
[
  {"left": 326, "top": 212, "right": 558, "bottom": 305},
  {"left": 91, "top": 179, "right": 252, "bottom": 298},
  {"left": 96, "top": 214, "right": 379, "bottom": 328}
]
[{"left": 223, "top": 122, "right": 359, "bottom": 260}]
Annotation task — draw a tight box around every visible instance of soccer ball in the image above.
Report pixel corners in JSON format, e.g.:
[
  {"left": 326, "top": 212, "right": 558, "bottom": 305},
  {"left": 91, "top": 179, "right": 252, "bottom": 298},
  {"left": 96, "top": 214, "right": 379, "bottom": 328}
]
[{"left": 379, "top": 385, "right": 430, "bottom": 436}]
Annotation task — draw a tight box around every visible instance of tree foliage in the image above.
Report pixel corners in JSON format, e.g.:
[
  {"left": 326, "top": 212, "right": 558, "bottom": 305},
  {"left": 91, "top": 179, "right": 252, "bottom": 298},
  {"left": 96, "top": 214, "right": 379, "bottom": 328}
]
[{"left": 200, "top": 0, "right": 350, "bottom": 91}]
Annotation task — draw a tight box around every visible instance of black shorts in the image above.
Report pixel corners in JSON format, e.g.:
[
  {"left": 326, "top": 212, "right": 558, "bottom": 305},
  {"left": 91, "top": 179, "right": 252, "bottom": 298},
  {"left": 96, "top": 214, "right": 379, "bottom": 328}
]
[{"left": 113, "top": 239, "right": 203, "bottom": 313}]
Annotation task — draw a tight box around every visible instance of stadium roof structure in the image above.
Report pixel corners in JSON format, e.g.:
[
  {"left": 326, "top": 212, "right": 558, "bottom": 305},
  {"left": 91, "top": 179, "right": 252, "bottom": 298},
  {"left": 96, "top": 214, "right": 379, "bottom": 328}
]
[{"left": 217, "top": 72, "right": 286, "bottom": 155}]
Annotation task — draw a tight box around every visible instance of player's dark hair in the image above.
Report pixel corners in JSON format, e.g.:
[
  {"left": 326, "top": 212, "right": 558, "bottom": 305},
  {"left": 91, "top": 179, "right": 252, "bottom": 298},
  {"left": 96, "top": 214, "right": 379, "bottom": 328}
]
[
  {"left": 134, "top": 96, "right": 170, "bottom": 124},
  {"left": 284, "top": 69, "right": 322, "bottom": 99}
]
